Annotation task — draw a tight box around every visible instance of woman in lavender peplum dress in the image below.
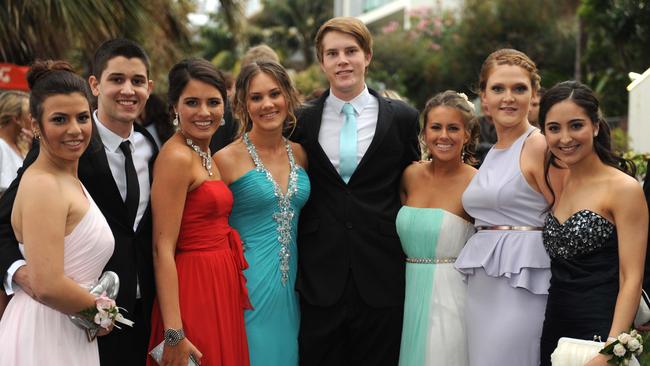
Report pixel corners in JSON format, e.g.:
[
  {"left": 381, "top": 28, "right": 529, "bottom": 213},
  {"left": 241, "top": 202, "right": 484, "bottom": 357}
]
[{"left": 455, "top": 49, "right": 560, "bottom": 366}]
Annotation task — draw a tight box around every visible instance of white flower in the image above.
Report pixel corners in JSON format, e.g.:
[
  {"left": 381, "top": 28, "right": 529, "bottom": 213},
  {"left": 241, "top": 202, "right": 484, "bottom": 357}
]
[
  {"left": 630, "top": 330, "right": 638, "bottom": 338},
  {"left": 457, "top": 92, "right": 476, "bottom": 113},
  {"left": 94, "top": 311, "right": 113, "bottom": 329},
  {"left": 618, "top": 333, "right": 633, "bottom": 345},
  {"left": 613, "top": 343, "right": 627, "bottom": 357},
  {"left": 628, "top": 338, "right": 641, "bottom": 351},
  {"left": 636, "top": 344, "right": 644, "bottom": 356}
]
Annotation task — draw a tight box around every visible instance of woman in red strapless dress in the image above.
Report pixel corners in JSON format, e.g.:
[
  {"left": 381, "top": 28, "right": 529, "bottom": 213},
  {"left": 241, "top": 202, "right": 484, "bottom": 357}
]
[{"left": 147, "top": 59, "right": 250, "bottom": 366}]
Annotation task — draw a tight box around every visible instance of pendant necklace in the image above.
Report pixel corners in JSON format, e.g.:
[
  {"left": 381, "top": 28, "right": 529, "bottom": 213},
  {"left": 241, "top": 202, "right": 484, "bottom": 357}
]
[{"left": 181, "top": 132, "right": 213, "bottom": 176}]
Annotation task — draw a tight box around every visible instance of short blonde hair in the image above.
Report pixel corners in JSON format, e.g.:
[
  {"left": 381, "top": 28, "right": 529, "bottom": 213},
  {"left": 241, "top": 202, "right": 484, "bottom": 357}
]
[{"left": 315, "top": 17, "right": 373, "bottom": 64}]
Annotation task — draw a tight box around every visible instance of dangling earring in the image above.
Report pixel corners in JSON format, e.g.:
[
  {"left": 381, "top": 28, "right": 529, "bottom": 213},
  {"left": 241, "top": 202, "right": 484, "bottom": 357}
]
[
  {"left": 220, "top": 117, "right": 226, "bottom": 126},
  {"left": 461, "top": 145, "right": 466, "bottom": 162},
  {"left": 172, "top": 112, "right": 179, "bottom": 128},
  {"left": 33, "top": 129, "right": 40, "bottom": 140},
  {"left": 593, "top": 131, "right": 598, "bottom": 137}
]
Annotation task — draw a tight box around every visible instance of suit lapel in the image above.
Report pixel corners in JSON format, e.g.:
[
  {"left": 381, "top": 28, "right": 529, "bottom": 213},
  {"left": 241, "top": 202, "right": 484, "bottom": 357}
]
[
  {"left": 354, "top": 89, "right": 393, "bottom": 176},
  {"left": 134, "top": 123, "right": 158, "bottom": 185},
  {"left": 304, "top": 91, "right": 343, "bottom": 181},
  {"left": 81, "top": 132, "right": 127, "bottom": 226}
]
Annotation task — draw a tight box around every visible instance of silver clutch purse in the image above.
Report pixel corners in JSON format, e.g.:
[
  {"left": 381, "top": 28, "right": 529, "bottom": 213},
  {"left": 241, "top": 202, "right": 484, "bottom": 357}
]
[
  {"left": 149, "top": 341, "right": 199, "bottom": 366},
  {"left": 68, "top": 271, "right": 120, "bottom": 341}
]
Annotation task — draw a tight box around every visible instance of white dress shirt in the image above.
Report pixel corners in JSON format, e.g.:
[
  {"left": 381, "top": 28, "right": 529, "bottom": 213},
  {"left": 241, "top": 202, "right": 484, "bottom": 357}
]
[
  {"left": 318, "top": 86, "right": 379, "bottom": 172},
  {"left": 94, "top": 111, "right": 153, "bottom": 232}
]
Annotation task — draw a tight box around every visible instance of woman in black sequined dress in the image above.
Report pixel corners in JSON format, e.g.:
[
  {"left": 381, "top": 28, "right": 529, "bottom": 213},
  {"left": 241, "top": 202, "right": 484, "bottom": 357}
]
[{"left": 538, "top": 81, "right": 648, "bottom": 366}]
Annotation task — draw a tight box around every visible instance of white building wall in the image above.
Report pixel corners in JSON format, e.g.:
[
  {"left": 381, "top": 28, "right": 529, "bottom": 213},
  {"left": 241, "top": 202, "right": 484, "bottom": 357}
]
[{"left": 628, "top": 68, "right": 650, "bottom": 153}]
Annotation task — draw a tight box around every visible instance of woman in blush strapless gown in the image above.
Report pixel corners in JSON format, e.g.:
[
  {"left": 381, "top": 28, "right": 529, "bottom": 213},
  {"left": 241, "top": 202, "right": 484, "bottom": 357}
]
[
  {"left": 397, "top": 91, "right": 478, "bottom": 366},
  {"left": 0, "top": 60, "right": 115, "bottom": 366},
  {"left": 147, "top": 59, "right": 250, "bottom": 366},
  {"left": 215, "top": 60, "right": 309, "bottom": 366}
]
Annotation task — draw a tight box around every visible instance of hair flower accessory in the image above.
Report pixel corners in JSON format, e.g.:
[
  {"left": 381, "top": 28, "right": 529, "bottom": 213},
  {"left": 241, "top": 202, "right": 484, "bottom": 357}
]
[
  {"left": 457, "top": 92, "right": 476, "bottom": 113},
  {"left": 599, "top": 330, "right": 644, "bottom": 365}
]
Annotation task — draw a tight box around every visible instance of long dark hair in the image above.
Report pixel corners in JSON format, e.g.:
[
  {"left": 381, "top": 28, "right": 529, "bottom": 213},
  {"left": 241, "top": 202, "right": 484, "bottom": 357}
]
[{"left": 539, "top": 80, "right": 636, "bottom": 207}]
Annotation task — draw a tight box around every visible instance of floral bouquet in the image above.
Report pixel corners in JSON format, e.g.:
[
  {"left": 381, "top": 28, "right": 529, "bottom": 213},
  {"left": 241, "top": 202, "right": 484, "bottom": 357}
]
[
  {"left": 599, "top": 330, "right": 644, "bottom": 365},
  {"left": 69, "top": 271, "right": 133, "bottom": 341}
]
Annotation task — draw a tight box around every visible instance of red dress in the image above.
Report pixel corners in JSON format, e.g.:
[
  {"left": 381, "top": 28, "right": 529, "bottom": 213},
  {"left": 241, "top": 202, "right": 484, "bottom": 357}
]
[{"left": 147, "top": 180, "right": 251, "bottom": 366}]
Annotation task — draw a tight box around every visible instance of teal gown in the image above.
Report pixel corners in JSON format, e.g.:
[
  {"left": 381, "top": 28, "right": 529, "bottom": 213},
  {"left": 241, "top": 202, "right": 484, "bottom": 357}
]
[
  {"left": 396, "top": 207, "right": 475, "bottom": 366},
  {"left": 228, "top": 134, "right": 310, "bottom": 366}
]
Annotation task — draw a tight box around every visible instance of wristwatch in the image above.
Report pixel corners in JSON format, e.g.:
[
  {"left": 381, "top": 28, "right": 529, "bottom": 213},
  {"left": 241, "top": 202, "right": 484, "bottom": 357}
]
[{"left": 164, "top": 328, "right": 186, "bottom": 346}]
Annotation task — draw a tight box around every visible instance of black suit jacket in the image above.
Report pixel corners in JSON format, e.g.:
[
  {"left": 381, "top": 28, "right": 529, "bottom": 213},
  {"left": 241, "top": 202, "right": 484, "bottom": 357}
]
[
  {"left": 294, "top": 89, "right": 419, "bottom": 308},
  {"left": 0, "top": 122, "right": 157, "bottom": 363}
]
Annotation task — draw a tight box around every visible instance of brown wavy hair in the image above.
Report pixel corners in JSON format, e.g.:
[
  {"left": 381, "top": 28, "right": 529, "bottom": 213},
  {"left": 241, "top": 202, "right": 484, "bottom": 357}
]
[
  {"left": 420, "top": 90, "right": 479, "bottom": 165},
  {"left": 233, "top": 60, "right": 301, "bottom": 138}
]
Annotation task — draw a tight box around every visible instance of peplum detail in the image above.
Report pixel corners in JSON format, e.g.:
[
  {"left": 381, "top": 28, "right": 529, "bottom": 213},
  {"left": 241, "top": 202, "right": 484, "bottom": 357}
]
[
  {"left": 455, "top": 126, "right": 551, "bottom": 295},
  {"left": 455, "top": 230, "right": 551, "bottom": 294}
]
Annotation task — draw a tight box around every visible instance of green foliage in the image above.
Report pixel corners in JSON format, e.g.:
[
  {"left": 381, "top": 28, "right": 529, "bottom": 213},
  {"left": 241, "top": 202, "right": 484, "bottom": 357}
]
[
  {"left": 369, "top": 0, "right": 577, "bottom": 110},
  {"left": 579, "top": 0, "right": 650, "bottom": 116},
  {"left": 293, "top": 64, "right": 327, "bottom": 98},
  {"left": 611, "top": 127, "right": 629, "bottom": 153},
  {"left": 622, "top": 151, "right": 649, "bottom": 181}
]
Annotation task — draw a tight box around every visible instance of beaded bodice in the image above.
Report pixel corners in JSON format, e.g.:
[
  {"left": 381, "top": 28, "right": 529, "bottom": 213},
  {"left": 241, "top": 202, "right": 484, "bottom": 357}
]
[
  {"left": 543, "top": 210, "right": 616, "bottom": 260},
  {"left": 243, "top": 133, "right": 299, "bottom": 286}
]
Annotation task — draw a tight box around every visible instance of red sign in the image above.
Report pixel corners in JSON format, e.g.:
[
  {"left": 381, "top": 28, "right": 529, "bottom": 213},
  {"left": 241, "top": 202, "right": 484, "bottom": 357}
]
[{"left": 0, "top": 63, "right": 30, "bottom": 91}]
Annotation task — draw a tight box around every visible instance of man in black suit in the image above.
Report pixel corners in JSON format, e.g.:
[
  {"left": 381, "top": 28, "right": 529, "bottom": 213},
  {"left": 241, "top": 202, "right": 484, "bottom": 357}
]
[
  {"left": 0, "top": 39, "right": 156, "bottom": 365},
  {"left": 295, "top": 17, "right": 419, "bottom": 366}
]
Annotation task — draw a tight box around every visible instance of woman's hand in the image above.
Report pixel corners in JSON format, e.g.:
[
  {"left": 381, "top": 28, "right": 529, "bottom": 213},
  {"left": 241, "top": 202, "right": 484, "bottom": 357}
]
[
  {"left": 97, "top": 323, "right": 114, "bottom": 337},
  {"left": 161, "top": 338, "right": 202, "bottom": 366},
  {"left": 584, "top": 352, "right": 612, "bottom": 366}
]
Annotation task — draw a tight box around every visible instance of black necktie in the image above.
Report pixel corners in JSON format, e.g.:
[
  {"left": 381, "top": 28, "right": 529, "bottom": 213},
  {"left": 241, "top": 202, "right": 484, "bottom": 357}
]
[{"left": 119, "top": 141, "right": 139, "bottom": 228}]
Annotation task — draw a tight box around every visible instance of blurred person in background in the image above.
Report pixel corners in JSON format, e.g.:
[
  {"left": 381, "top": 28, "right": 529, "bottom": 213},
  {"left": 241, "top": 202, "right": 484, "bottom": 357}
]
[{"left": 0, "top": 91, "right": 31, "bottom": 195}]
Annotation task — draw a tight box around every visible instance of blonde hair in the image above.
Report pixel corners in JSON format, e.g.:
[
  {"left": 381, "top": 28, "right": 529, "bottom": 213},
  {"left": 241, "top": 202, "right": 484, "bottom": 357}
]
[
  {"left": 315, "top": 17, "right": 373, "bottom": 64},
  {"left": 420, "top": 90, "right": 479, "bottom": 165},
  {"left": 0, "top": 91, "right": 29, "bottom": 127},
  {"left": 241, "top": 44, "right": 280, "bottom": 69}
]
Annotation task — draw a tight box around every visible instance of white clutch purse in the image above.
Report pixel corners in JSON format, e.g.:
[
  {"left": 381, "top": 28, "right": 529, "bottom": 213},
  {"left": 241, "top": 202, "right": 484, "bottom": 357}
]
[
  {"left": 148, "top": 341, "right": 199, "bottom": 366},
  {"left": 551, "top": 337, "right": 604, "bottom": 366},
  {"left": 551, "top": 337, "right": 640, "bottom": 366},
  {"left": 634, "top": 289, "right": 650, "bottom": 327}
]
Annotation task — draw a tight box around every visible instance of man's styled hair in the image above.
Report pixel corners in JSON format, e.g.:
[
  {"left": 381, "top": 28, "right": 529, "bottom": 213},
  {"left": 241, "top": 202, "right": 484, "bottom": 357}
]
[
  {"left": 92, "top": 38, "right": 151, "bottom": 78},
  {"left": 314, "top": 17, "right": 373, "bottom": 64}
]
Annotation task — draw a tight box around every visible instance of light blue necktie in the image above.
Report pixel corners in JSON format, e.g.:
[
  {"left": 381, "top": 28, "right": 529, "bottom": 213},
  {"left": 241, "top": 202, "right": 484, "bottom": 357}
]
[{"left": 339, "top": 103, "right": 357, "bottom": 183}]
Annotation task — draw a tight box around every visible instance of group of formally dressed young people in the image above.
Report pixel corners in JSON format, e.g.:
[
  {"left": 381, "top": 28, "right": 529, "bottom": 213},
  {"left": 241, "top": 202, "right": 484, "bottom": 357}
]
[{"left": 0, "top": 15, "right": 648, "bottom": 366}]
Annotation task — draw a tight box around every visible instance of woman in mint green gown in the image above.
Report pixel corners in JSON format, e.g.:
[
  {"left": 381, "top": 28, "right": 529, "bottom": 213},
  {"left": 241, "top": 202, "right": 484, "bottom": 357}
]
[
  {"left": 397, "top": 91, "right": 478, "bottom": 365},
  {"left": 214, "top": 60, "right": 309, "bottom": 366}
]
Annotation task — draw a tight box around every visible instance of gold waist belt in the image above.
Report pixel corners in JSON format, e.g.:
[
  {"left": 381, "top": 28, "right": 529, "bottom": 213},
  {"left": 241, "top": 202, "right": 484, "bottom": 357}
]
[{"left": 475, "top": 225, "right": 543, "bottom": 231}]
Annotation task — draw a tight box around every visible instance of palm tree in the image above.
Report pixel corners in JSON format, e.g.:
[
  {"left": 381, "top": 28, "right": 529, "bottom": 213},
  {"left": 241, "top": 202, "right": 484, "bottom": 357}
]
[{"left": 0, "top": 0, "right": 192, "bottom": 73}]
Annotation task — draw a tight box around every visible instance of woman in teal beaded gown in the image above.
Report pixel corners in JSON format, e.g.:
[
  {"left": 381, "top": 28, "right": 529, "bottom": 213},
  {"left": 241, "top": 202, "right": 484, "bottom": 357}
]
[
  {"left": 397, "top": 91, "right": 478, "bottom": 366},
  {"left": 214, "top": 60, "right": 309, "bottom": 366}
]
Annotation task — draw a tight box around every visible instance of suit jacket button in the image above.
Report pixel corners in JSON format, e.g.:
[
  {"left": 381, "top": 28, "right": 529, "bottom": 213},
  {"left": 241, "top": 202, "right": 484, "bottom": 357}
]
[{"left": 345, "top": 222, "right": 353, "bottom": 229}]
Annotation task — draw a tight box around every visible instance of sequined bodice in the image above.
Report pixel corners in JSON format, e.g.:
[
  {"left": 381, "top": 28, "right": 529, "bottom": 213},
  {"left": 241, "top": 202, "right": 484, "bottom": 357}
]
[
  {"left": 542, "top": 209, "right": 619, "bottom": 330},
  {"left": 240, "top": 133, "right": 303, "bottom": 286},
  {"left": 543, "top": 210, "right": 616, "bottom": 260}
]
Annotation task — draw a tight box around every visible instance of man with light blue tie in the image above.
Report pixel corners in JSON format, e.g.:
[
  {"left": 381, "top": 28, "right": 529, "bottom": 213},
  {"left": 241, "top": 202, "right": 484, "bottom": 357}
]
[{"left": 294, "top": 16, "right": 420, "bottom": 366}]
